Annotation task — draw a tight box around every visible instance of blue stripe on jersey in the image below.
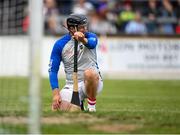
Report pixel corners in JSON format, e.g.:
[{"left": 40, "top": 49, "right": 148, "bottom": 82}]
[
  {"left": 84, "top": 32, "right": 98, "bottom": 49},
  {"left": 49, "top": 34, "right": 71, "bottom": 90}
]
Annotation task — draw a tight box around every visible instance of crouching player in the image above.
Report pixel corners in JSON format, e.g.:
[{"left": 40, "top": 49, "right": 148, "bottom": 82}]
[{"left": 48, "top": 14, "right": 103, "bottom": 112}]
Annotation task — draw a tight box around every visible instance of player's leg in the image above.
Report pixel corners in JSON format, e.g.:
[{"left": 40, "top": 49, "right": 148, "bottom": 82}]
[
  {"left": 84, "top": 69, "right": 99, "bottom": 99},
  {"left": 60, "top": 84, "right": 73, "bottom": 102},
  {"left": 83, "top": 68, "right": 103, "bottom": 112}
]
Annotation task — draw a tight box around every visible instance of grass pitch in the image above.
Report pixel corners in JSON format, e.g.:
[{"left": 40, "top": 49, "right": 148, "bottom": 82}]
[{"left": 0, "top": 77, "right": 180, "bottom": 133}]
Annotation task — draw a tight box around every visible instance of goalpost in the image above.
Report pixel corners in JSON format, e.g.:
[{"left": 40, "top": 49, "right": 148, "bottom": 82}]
[
  {"left": 0, "top": 0, "right": 43, "bottom": 133},
  {"left": 29, "top": 0, "right": 43, "bottom": 133}
]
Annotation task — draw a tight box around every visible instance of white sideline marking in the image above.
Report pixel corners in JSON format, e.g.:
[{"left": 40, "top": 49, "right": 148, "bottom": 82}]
[{"left": 98, "top": 108, "right": 180, "bottom": 114}]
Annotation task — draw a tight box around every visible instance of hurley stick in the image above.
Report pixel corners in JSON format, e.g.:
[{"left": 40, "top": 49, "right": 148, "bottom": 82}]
[{"left": 71, "top": 26, "right": 81, "bottom": 108}]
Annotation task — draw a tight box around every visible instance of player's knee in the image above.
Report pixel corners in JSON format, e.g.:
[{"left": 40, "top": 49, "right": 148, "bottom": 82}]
[{"left": 84, "top": 69, "right": 99, "bottom": 81}]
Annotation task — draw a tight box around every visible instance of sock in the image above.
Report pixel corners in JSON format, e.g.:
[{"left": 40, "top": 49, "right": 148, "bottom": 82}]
[{"left": 87, "top": 98, "right": 96, "bottom": 109}]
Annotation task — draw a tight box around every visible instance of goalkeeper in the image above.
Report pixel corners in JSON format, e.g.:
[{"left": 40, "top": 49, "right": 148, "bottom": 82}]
[{"left": 48, "top": 14, "right": 103, "bottom": 112}]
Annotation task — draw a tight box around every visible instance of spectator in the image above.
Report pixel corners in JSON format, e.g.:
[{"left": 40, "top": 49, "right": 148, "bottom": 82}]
[
  {"left": 144, "top": 0, "right": 160, "bottom": 17},
  {"left": 175, "top": 0, "right": 180, "bottom": 34},
  {"left": 43, "top": 0, "right": 61, "bottom": 34},
  {"left": 125, "top": 11, "right": 147, "bottom": 35},
  {"left": 22, "top": 6, "right": 29, "bottom": 33},
  {"left": 88, "top": 7, "right": 117, "bottom": 34},
  {"left": 175, "top": 19, "right": 180, "bottom": 34},
  {"left": 175, "top": 0, "right": 180, "bottom": 19},
  {"left": 117, "top": 3, "right": 135, "bottom": 32},
  {"left": 145, "top": 0, "right": 160, "bottom": 34},
  {"left": 159, "top": 0, "right": 176, "bottom": 34},
  {"left": 56, "top": 0, "right": 73, "bottom": 15},
  {"left": 72, "top": 0, "right": 94, "bottom": 15}
]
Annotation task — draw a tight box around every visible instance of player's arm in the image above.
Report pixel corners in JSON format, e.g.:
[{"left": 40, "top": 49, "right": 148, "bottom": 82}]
[{"left": 49, "top": 42, "right": 62, "bottom": 111}]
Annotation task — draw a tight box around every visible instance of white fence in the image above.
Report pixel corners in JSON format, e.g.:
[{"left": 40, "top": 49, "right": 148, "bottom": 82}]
[{"left": 0, "top": 36, "right": 180, "bottom": 79}]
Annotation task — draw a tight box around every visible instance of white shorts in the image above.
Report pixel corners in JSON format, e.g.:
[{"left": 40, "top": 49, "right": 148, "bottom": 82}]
[{"left": 60, "top": 80, "right": 103, "bottom": 102}]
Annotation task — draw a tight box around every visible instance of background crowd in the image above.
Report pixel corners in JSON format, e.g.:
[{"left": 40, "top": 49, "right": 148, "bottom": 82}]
[
  {"left": 42, "top": 0, "right": 180, "bottom": 35},
  {"left": 0, "top": 0, "right": 180, "bottom": 35}
]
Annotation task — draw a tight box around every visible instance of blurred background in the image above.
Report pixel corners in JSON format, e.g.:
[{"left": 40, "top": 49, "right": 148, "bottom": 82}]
[
  {"left": 0, "top": 0, "right": 180, "bottom": 134},
  {"left": 1, "top": 0, "right": 180, "bottom": 35},
  {"left": 44, "top": 0, "right": 180, "bottom": 35}
]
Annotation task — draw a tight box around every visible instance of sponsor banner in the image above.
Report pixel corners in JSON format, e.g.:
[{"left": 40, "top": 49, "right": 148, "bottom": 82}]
[
  {"left": 97, "top": 36, "right": 180, "bottom": 73},
  {"left": 0, "top": 36, "right": 180, "bottom": 79}
]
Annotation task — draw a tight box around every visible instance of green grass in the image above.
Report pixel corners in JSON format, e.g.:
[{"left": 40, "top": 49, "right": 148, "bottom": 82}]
[{"left": 0, "top": 77, "right": 180, "bottom": 133}]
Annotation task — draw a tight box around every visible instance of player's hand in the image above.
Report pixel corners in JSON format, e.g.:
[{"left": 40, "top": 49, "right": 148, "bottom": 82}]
[
  {"left": 51, "top": 89, "right": 62, "bottom": 111},
  {"left": 73, "top": 32, "right": 86, "bottom": 42},
  {"left": 59, "top": 101, "right": 81, "bottom": 112}
]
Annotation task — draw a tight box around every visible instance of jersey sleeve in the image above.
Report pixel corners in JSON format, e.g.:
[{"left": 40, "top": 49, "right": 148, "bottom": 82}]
[
  {"left": 48, "top": 34, "right": 71, "bottom": 90},
  {"left": 48, "top": 41, "right": 62, "bottom": 90},
  {"left": 84, "top": 32, "right": 98, "bottom": 49}
]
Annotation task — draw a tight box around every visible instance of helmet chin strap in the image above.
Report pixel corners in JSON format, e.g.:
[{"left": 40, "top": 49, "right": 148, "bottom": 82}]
[{"left": 74, "top": 25, "right": 78, "bottom": 32}]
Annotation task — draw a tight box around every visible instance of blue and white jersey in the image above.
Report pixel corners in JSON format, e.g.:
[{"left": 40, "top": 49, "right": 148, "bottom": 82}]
[{"left": 49, "top": 32, "right": 101, "bottom": 90}]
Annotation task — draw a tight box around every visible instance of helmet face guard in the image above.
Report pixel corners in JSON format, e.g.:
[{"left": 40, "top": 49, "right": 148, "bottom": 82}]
[{"left": 66, "top": 14, "right": 88, "bottom": 30}]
